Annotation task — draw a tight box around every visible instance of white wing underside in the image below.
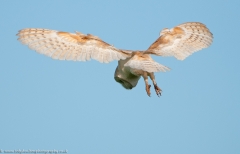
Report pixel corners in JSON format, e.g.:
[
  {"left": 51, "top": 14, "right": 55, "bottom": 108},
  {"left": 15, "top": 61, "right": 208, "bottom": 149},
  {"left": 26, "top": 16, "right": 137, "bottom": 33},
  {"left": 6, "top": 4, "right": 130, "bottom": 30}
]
[
  {"left": 125, "top": 59, "right": 170, "bottom": 73},
  {"left": 147, "top": 22, "right": 213, "bottom": 60},
  {"left": 17, "top": 29, "right": 131, "bottom": 63}
]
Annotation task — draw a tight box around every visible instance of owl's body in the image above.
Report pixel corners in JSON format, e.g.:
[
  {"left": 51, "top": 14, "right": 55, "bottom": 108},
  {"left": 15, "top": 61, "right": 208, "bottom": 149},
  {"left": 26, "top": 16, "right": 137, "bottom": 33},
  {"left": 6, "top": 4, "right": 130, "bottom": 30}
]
[{"left": 17, "top": 22, "right": 213, "bottom": 97}]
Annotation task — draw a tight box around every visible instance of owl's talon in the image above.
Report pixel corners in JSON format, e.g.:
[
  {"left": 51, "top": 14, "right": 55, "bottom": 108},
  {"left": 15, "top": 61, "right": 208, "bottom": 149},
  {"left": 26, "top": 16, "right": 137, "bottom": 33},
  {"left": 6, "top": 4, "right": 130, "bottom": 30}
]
[
  {"left": 146, "top": 85, "right": 151, "bottom": 97},
  {"left": 154, "top": 84, "right": 162, "bottom": 97}
]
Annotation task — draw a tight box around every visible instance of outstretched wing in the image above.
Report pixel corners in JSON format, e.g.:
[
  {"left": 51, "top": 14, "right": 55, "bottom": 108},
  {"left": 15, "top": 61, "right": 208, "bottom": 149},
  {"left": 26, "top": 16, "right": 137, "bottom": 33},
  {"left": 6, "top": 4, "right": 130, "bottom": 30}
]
[
  {"left": 145, "top": 22, "right": 213, "bottom": 60},
  {"left": 17, "top": 28, "right": 132, "bottom": 63}
]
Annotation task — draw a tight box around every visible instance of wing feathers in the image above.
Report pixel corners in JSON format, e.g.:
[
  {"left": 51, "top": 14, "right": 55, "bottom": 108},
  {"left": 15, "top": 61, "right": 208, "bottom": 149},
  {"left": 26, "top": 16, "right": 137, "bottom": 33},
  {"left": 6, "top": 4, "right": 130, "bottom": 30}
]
[
  {"left": 146, "top": 22, "right": 213, "bottom": 60},
  {"left": 124, "top": 52, "right": 170, "bottom": 73},
  {"left": 125, "top": 59, "right": 170, "bottom": 73},
  {"left": 17, "top": 28, "right": 132, "bottom": 63}
]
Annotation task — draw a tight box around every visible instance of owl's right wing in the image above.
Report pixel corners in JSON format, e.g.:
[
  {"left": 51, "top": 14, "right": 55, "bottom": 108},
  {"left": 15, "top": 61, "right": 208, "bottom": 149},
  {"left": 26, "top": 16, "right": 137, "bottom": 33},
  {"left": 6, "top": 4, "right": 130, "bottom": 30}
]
[
  {"left": 145, "top": 22, "right": 213, "bottom": 60},
  {"left": 17, "top": 28, "right": 132, "bottom": 63}
]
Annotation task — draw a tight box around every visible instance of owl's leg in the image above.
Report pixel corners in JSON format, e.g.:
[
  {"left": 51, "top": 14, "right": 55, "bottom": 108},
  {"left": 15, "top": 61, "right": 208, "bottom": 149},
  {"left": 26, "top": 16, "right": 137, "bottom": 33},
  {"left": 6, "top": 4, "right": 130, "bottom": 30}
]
[
  {"left": 142, "top": 72, "right": 151, "bottom": 97},
  {"left": 149, "top": 72, "right": 162, "bottom": 97}
]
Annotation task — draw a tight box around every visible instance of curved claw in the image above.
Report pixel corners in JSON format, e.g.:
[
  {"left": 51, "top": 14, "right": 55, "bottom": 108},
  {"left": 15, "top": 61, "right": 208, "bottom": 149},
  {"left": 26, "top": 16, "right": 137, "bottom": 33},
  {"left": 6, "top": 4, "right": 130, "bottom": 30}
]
[{"left": 154, "top": 85, "right": 162, "bottom": 97}]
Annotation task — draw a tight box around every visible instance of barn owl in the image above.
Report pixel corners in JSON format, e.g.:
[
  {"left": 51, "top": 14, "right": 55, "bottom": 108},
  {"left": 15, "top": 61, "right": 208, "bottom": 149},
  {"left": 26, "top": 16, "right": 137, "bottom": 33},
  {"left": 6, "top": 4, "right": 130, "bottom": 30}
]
[{"left": 17, "top": 22, "right": 213, "bottom": 97}]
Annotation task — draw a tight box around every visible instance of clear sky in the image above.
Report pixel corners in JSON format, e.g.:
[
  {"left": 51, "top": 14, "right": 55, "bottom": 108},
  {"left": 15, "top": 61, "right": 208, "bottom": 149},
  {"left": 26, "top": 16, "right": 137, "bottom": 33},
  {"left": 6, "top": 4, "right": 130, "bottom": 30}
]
[{"left": 1, "top": 0, "right": 239, "bottom": 154}]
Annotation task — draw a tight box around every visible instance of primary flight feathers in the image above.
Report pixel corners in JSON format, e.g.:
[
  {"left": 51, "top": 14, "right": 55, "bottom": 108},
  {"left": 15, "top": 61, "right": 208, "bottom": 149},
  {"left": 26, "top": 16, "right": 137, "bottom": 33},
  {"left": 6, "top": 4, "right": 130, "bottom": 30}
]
[
  {"left": 17, "top": 29, "right": 131, "bottom": 63},
  {"left": 146, "top": 22, "right": 213, "bottom": 60}
]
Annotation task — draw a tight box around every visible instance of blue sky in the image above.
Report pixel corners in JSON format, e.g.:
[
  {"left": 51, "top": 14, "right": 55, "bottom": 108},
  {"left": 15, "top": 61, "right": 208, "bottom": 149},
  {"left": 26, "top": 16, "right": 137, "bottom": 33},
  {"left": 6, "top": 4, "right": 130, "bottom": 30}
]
[{"left": 1, "top": 0, "right": 239, "bottom": 153}]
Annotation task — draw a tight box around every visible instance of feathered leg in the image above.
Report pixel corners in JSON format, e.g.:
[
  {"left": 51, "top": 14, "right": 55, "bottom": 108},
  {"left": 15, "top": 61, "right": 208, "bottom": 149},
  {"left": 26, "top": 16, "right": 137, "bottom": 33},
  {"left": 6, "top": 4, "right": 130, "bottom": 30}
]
[
  {"left": 149, "top": 72, "right": 162, "bottom": 97},
  {"left": 142, "top": 72, "right": 151, "bottom": 97}
]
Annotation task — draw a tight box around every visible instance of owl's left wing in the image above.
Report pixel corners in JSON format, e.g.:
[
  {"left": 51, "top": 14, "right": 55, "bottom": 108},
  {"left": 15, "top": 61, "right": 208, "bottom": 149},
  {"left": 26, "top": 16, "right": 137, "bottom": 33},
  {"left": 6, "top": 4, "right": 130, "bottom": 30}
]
[
  {"left": 17, "top": 28, "right": 132, "bottom": 63},
  {"left": 145, "top": 22, "right": 213, "bottom": 60}
]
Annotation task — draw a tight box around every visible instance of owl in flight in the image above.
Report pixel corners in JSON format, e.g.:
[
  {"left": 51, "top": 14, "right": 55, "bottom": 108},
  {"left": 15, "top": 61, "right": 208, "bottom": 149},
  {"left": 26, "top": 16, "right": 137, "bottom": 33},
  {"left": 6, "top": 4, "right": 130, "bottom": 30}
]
[{"left": 17, "top": 22, "right": 213, "bottom": 97}]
